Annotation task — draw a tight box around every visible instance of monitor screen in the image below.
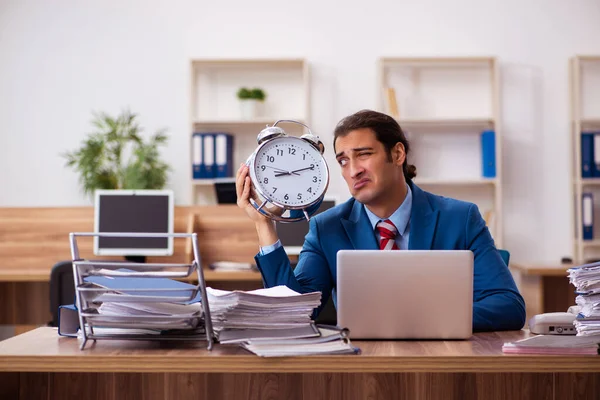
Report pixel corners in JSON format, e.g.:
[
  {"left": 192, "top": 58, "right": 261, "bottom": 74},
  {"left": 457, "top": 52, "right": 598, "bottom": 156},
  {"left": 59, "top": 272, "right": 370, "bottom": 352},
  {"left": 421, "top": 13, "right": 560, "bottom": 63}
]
[
  {"left": 93, "top": 189, "right": 174, "bottom": 256},
  {"left": 275, "top": 197, "right": 338, "bottom": 255}
]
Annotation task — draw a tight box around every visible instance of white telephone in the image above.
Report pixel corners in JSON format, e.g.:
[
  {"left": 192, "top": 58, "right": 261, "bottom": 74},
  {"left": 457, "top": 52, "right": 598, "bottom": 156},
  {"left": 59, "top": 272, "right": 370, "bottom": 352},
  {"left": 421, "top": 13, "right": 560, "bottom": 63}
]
[{"left": 528, "top": 311, "right": 578, "bottom": 335}]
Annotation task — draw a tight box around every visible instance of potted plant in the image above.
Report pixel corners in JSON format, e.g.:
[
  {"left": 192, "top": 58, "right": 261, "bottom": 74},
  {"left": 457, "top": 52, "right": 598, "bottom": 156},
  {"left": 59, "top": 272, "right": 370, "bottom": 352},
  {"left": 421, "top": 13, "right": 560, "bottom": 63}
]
[
  {"left": 62, "top": 109, "right": 171, "bottom": 197},
  {"left": 237, "top": 87, "right": 267, "bottom": 119}
]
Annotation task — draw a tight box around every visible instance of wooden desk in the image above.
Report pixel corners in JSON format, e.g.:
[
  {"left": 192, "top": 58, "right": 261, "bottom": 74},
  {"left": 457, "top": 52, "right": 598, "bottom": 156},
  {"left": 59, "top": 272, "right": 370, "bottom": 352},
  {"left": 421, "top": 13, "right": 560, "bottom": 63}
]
[
  {"left": 1, "top": 328, "right": 599, "bottom": 400},
  {"left": 510, "top": 262, "right": 576, "bottom": 325}
]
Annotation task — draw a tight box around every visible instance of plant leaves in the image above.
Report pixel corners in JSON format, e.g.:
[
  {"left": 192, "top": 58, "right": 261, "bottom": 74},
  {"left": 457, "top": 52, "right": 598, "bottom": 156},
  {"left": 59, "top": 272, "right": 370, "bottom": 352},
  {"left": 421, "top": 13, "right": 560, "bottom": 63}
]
[{"left": 61, "top": 109, "right": 171, "bottom": 196}]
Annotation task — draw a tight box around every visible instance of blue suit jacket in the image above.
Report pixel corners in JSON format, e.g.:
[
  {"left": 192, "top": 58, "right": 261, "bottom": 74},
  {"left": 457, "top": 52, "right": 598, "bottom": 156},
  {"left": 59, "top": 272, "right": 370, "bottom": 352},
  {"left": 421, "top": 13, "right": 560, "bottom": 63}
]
[{"left": 255, "top": 181, "right": 526, "bottom": 332}]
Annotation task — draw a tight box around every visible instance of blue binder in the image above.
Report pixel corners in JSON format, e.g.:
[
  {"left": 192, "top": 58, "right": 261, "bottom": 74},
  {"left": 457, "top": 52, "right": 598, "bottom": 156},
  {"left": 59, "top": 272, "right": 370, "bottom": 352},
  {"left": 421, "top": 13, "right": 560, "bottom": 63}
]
[
  {"left": 594, "top": 133, "right": 600, "bottom": 177},
  {"left": 202, "top": 133, "right": 216, "bottom": 178},
  {"left": 192, "top": 133, "right": 204, "bottom": 179},
  {"left": 214, "top": 133, "right": 234, "bottom": 178},
  {"left": 480, "top": 130, "right": 496, "bottom": 178},
  {"left": 583, "top": 192, "right": 594, "bottom": 240},
  {"left": 581, "top": 132, "right": 595, "bottom": 178}
]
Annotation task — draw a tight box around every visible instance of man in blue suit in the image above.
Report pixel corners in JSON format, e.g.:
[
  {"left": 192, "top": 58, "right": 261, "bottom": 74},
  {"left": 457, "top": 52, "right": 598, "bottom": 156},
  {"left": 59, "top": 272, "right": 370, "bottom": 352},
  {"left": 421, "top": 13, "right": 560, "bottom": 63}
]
[{"left": 236, "top": 109, "right": 525, "bottom": 332}]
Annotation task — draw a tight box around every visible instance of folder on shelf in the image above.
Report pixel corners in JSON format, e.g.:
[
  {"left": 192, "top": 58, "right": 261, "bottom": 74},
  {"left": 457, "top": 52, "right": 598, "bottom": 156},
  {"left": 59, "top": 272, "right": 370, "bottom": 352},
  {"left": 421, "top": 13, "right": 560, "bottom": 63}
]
[
  {"left": 214, "top": 132, "right": 234, "bottom": 178},
  {"left": 192, "top": 133, "right": 204, "bottom": 179},
  {"left": 583, "top": 192, "right": 594, "bottom": 241},
  {"left": 581, "top": 132, "right": 595, "bottom": 178},
  {"left": 594, "top": 133, "right": 600, "bottom": 177},
  {"left": 480, "top": 130, "right": 496, "bottom": 178},
  {"left": 202, "top": 133, "right": 216, "bottom": 178}
]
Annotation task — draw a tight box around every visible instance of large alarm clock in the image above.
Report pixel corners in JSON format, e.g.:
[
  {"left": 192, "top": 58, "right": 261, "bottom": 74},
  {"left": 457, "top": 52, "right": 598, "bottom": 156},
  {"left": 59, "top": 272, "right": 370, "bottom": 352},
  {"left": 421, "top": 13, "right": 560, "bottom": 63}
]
[{"left": 245, "top": 120, "right": 330, "bottom": 222}]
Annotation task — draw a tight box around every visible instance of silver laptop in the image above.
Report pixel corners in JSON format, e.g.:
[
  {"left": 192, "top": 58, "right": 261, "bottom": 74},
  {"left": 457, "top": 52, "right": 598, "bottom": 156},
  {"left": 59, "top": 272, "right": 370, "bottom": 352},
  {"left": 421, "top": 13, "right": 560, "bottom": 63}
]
[{"left": 336, "top": 250, "right": 474, "bottom": 339}]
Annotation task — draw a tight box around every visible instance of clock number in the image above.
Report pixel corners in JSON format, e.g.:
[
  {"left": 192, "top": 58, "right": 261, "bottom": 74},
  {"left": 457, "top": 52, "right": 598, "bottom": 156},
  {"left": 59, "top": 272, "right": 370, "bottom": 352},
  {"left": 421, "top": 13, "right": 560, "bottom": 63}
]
[
  {"left": 261, "top": 165, "right": 266, "bottom": 171},
  {"left": 263, "top": 177, "right": 268, "bottom": 184},
  {"left": 289, "top": 148, "right": 296, "bottom": 155},
  {"left": 303, "top": 153, "right": 306, "bottom": 160},
  {"left": 297, "top": 193, "right": 302, "bottom": 200},
  {"left": 312, "top": 176, "right": 318, "bottom": 183},
  {"left": 276, "top": 149, "right": 283, "bottom": 156},
  {"left": 310, "top": 164, "right": 315, "bottom": 170},
  {"left": 272, "top": 187, "right": 277, "bottom": 193},
  {"left": 267, "top": 156, "right": 275, "bottom": 163},
  {"left": 284, "top": 194, "right": 289, "bottom": 201},
  {"left": 307, "top": 187, "right": 312, "bottom": 193}
]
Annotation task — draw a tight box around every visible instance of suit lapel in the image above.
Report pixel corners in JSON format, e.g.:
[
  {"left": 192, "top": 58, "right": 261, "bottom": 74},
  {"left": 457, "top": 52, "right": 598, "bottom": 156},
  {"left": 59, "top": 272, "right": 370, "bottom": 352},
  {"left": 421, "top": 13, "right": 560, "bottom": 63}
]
[
  {"left": 341, "top": 201, "right": 379, "bottom": 250},
  {"left": 408, "top": 182, "right": 439, "bottom": 250}
]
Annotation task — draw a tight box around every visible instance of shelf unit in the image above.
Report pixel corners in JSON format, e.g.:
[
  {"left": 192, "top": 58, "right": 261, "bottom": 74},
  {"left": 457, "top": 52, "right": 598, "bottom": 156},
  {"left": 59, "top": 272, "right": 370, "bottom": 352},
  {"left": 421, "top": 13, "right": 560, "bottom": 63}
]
[
  {"left": 189, "top": 58, "right": 310, "bottom": 204},
  {"left": 570, "top": 55, "right": 600, "bottom": 263},
  {"left": 377, "top": 57, "right": 503, "bottom": 247}
]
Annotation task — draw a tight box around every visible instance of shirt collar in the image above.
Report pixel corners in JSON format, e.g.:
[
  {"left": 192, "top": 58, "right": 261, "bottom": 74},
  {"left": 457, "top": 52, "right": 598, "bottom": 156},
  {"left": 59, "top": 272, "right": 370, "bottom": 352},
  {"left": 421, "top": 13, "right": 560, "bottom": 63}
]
[{"left": 363, "top": 183, "right": 412, "bottom": 237}]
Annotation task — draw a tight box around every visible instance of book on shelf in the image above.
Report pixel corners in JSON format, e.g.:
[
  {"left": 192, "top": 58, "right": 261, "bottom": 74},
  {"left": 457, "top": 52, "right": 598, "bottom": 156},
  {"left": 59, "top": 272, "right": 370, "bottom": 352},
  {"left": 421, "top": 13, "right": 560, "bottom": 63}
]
[{"left": 383, "top": 87, "right": 399, "bottom": 118}]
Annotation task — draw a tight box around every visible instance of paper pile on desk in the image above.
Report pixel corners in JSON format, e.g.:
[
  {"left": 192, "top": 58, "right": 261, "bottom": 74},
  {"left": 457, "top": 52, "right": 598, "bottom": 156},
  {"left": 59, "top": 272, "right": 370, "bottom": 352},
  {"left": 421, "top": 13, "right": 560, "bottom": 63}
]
[
  {"left": 240, "top": 325, "right": 361, "bottom": 357},
  {"left": 502, "top": 334, "right": 600, "bottom": 355},
  {"left": 568, "top": 262, "right": 600, "bottom": 336},
  {"left": 206, "top": 285, "right": 321, "bottom": 343}
]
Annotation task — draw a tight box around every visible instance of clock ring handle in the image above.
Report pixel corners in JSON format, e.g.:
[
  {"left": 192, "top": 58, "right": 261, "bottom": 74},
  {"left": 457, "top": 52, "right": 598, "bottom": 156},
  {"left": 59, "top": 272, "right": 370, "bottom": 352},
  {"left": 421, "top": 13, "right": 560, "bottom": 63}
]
[
  {"left": 272, "top": 119, "right": 313, "bottom": 136},
  {"left": 271, "top": 119, "right": 324, "bottom": 154}
]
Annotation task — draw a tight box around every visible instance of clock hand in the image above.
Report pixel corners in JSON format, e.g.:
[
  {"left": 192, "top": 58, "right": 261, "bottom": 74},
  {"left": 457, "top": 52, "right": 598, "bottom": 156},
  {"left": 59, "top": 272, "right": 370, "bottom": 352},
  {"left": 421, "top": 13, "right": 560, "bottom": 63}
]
[
  {"left": 274, "top": 167, "right": 313, "bottom": 177},
  {"left": 263, "top": 165, "right": 300, "bottom": 176},
  {"left": 279, "top": 165, "right": 315, "bottom": 175}
]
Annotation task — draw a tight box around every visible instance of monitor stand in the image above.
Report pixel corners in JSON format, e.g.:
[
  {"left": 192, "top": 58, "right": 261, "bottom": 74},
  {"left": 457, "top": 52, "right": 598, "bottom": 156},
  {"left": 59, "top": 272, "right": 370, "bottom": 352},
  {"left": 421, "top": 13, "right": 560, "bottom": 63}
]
[{"left": 125, "top": 255, "right": 146, "bottom": 263}]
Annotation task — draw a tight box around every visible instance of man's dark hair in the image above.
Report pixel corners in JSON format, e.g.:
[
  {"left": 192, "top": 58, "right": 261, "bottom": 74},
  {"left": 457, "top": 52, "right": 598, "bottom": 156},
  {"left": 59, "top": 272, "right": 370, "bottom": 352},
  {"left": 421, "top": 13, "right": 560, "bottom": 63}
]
[{"left": 333, "top": 109, "right": 417, "bottom": 181}]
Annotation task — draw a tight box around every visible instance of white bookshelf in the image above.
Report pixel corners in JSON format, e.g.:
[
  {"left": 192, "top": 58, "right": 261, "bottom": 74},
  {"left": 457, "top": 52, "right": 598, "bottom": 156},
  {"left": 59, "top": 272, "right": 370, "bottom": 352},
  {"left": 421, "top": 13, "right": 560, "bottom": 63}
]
[
  {"left": 378, "top": 57, "right": 503, "bottom": 247},
  {"left": 570, "top": 55, "right": 600, "bottom": 263},
  {"left": 189, "top": 58, "right": 310, "bottom": 204}
]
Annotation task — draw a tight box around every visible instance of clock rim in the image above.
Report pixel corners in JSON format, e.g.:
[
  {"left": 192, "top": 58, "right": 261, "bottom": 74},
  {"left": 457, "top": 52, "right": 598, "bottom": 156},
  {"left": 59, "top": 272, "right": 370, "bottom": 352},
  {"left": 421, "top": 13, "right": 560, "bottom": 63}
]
[{"left": 248, "top": 136, "right": 330, "bottom": 211}]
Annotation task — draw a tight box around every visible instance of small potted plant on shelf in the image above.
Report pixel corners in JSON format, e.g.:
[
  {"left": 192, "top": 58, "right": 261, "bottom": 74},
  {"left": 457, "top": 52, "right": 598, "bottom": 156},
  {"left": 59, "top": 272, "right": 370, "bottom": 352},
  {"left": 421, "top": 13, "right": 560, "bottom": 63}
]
[
  {"left": 237, "top": 87, "right": 267, "bottom": 119},
  {"left": 62, "top": 109, "right": 171, "bottom": 197}
]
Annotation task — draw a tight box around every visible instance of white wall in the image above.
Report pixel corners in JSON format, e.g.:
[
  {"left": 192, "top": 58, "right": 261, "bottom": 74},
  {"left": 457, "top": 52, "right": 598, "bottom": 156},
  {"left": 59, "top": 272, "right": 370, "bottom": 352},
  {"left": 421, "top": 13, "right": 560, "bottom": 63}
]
[{"left": 1, "top": 0, "right": 600, "bottom": 264}]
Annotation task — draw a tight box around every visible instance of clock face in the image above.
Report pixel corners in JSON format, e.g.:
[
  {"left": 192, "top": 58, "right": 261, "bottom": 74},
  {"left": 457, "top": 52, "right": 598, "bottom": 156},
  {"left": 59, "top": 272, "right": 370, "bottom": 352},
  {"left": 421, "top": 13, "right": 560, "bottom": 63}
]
[{"left": 251, "top": 136, "right": 328, "bottom": 208}]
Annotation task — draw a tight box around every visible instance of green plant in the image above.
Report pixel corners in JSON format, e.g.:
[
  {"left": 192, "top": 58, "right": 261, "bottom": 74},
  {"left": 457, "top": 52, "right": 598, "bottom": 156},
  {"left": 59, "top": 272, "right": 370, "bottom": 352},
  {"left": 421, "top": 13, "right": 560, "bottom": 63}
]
[
  {"left": 237, "top": 87, "right": 266, "bottom": 101},
  {"left": 237, "top": 87, "right": 252, "bottom": 100},
  {"left": 62, "top": 109, "right": 171, "bottom": 196}
]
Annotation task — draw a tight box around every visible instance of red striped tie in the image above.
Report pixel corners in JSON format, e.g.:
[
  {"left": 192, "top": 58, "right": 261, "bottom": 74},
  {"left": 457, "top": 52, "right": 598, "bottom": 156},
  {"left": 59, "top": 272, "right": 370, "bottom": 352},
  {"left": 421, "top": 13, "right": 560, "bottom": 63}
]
[{"left": 376, "top": 219, "right": 399, "bottom": 250}]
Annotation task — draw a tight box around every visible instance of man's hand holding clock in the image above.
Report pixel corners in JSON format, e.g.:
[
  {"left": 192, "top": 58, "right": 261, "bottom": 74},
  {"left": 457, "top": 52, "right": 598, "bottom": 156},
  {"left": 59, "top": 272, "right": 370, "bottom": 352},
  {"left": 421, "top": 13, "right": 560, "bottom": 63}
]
[{"left": 235, "top": 120, "right": 330, "bottom": 248}]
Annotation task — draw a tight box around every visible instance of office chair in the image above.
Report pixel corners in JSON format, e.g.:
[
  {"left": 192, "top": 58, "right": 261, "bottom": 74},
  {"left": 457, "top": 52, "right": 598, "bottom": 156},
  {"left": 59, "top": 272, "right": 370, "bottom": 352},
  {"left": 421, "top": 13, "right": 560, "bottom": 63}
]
[{"left": 49, "top": 260, "right": 75, "bottom": 327}]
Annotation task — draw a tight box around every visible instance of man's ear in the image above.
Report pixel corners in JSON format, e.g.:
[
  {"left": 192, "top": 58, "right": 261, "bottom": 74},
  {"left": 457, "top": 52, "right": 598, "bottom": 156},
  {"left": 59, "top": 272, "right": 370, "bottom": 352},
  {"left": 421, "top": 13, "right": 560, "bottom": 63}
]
[{"left": 392, "top": 142, "right": 406, "bottom": 166}]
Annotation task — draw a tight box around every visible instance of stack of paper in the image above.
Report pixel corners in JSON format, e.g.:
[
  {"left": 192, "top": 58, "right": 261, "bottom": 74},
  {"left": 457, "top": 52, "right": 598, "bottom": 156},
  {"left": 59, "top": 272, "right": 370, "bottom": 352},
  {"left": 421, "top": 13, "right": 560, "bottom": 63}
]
[
  {"left": 241, "top": 325, "right": 361, "bottom": 357},
  {"left": 568, "top": 262, "right": 600, "bottom": 336},
  {"left": 80, "top": 273, "right": 205, "bottom": 332},
  {"left": 503, "top": 334, "right": 600, "bottom": 355},
  {"left": 206, "top": 285, "right": 322, "bottom": 343},
  {"left": 92, "top": 301, "right": 204, "bottom": 330}
]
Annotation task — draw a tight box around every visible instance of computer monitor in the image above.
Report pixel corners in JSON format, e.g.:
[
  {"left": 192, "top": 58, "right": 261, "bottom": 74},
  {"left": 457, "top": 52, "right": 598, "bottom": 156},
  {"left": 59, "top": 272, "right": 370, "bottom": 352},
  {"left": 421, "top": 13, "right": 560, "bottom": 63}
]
[
  {"left": 93, "top": 189, "right": 174, "bottom": 258},
  {"left": 275, "top": 196, "right": 339, "bottom": 255}
]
